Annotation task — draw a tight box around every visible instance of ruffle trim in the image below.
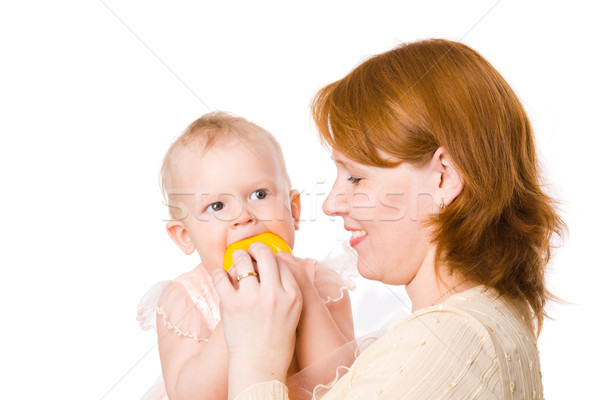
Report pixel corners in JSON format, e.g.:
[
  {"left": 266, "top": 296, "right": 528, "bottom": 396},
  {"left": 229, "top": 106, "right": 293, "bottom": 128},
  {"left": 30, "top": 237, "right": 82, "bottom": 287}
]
[
  {"left": 137, "top": 280, "right": 169, "bottom": 332},
  {"left": 136, "top": 279, "right": 214, "bottom": 343},
  {"left": 312, "top": 365, "right": 352, "bottom": 399},
  {"left": 320, "top": 274, "right": 355, "bottom": 304},
  {"left": 155, "top": 306, "right": 211, "bottom": 343},
  {"left": 314, "top": 240, "right": 358, "bottom": 304},
  {"left": 322, "top": 291, "right": 345, "bottom": 304}
]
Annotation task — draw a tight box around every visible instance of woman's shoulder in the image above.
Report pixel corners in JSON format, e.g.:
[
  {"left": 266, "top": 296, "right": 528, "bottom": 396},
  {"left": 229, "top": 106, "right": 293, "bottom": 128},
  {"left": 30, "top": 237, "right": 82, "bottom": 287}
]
[
  {"left": 399, "top": 285, "right": 543, "bottom": 398},
  {"left": 408, "top": 285, "right": 540, "bottom": 363},
  {"left": 379, "top": 287, "right": 500, "bottom": 349},
  {"left": 441, "top": 285, "right": 537, "bottom": 342},
  {"left": 329, "top": 293, "right": 502, "bottom": 399},
  {"left": 340, "top": 287, "right": 542, "bottom": 398}
]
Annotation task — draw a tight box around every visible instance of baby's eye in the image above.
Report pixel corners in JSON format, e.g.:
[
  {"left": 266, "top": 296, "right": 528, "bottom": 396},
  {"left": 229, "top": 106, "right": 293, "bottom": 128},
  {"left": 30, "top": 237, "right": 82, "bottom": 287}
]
[
  {"left": 250, "top": 189, "right": 268, "bottom": 200},
  {"left": 347, "top": 176, "right": 363, "bottom": 184},
  {"left": 206, "top": 201, "right": 224, "bottom": 212}
]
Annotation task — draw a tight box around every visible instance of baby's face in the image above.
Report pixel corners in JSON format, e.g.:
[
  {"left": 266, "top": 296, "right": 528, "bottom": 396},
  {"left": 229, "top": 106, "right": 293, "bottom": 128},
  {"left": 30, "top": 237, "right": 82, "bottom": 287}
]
[{"left": 169, "top": 137, "right": 299, "bottom": 273}]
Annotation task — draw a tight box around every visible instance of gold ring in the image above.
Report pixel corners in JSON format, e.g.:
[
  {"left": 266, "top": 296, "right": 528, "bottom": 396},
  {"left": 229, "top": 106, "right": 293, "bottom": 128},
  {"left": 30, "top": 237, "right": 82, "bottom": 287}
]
[{"left": 236, "top": 271, "right": 258, "bottom": 282}]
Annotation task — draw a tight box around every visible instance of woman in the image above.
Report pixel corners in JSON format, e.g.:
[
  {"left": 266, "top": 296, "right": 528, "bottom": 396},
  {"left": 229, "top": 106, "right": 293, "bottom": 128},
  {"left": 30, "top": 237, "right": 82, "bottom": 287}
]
[{"left": 212, "top": 39, "right": 564, "bottom": 399}]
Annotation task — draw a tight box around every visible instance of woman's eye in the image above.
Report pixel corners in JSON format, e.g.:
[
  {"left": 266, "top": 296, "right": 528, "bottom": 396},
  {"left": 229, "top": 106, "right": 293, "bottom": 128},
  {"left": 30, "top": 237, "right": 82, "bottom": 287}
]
[
  {"left": 347, "top": 176, "right": 363, "bottom": 184},
  {"left": 207, "top": 202, "right": 224, "bottom": 212},
  {"left": 250, "top": 189, "right": 268, "bottom": 200}
]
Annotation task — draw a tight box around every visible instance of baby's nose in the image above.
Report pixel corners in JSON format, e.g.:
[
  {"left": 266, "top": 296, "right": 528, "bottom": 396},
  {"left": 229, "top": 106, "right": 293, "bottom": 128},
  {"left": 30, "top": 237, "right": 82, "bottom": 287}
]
[{"left": 232, "top": 205, "right": 256, "bottom": 227}]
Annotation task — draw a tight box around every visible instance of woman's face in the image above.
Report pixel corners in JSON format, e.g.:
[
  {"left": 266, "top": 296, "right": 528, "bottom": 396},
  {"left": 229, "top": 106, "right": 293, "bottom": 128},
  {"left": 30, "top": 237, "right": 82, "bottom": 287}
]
[{"left": 322, "top": 151, "right": 439, "bottom": 285}]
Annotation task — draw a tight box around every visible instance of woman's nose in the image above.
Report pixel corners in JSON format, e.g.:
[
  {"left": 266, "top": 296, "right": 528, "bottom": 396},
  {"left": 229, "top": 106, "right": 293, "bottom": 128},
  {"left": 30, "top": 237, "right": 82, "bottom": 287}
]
[{"left": 322, "top": 182, "right": 347, "bottom": 217}]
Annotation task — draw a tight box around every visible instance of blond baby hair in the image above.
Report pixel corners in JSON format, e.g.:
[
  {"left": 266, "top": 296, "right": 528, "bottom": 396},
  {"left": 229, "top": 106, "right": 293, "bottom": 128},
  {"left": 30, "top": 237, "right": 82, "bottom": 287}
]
[{"left": 160, "top": 111, "right": 291, "bottom": 217}]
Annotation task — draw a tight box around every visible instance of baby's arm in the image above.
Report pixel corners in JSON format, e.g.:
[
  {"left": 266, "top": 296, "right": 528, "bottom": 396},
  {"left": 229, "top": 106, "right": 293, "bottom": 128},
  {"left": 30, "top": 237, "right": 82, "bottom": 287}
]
[
  {"left": 276, "top": 253, "right": 354, "bottom": 369},
  {"left": 157, "top": 282, "right": 229, "bottom": 400},
  {"left": 312, "top": 267, "right": 354, "bottom": 341}
]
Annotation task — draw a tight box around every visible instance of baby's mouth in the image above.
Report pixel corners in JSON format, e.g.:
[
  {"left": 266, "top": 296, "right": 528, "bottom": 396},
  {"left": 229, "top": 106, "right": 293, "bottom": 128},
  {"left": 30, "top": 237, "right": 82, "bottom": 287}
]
[{"left": 227, "top": 231, "right": 267, "bottom": 248}]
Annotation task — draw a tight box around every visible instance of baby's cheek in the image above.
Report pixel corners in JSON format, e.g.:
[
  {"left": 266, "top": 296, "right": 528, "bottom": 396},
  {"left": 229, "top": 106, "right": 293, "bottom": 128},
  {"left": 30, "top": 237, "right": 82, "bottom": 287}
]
[
  {"left": 199, "top": 249, "right": 225, "bottom": 273},
  {"left": 266, "top": 215, "right": 296, "bottom": 249},
  {"left": 278, "top": 226, "right": 295, "bottom": 249}
]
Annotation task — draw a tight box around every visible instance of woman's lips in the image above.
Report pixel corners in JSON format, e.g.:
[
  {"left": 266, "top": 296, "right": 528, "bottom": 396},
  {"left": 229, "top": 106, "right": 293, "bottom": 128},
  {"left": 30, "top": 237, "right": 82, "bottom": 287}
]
[{"left": 349, "top": 230, "right": 367, "bottom": 247}]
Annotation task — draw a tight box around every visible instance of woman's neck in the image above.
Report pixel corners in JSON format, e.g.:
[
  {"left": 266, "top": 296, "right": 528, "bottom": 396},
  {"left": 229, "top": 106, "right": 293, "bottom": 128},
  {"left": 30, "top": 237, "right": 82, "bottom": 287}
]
[{"left": 406, "top": 247, "right": 477, "bottom": 311}]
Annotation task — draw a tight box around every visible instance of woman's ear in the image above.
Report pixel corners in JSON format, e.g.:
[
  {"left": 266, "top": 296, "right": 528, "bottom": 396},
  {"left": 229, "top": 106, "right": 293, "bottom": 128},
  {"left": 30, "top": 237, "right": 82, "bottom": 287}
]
[
  {"left": 432, "top": 147, "right": 464, "bottom": 206},
  {"left": 289, "top": 189, "right": 301, "bottom": 230},
  {"left": 166, "top": 221, "right": 196, "bottom": 255}
]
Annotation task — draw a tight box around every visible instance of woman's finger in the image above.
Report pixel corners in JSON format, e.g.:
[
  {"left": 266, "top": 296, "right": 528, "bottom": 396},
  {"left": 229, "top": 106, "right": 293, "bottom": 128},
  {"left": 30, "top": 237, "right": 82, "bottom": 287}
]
[
  {"left": 232, "top": 248, "right": 259, "bottom": 287},
  {"left": 275, "top": 252, "right": 312, "bottom": 292},
  {"left": 277, "top": 257, "right": 302, "bottom": 295},
  {"left": 246, "top": 242, "right": 280, "bottom": 287},
  {"left": 227, "top": 265, "right": 238, "bottom": 282},
  {"left": 211, "top": 267, "right": 236, "bottom": 301}
]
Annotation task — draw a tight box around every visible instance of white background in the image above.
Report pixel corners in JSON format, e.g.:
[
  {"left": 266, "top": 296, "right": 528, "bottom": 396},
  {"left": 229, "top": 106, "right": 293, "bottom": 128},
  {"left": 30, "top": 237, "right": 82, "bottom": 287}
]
[{"left": 1, "top": 1, "right": 598, "bottom": 398}]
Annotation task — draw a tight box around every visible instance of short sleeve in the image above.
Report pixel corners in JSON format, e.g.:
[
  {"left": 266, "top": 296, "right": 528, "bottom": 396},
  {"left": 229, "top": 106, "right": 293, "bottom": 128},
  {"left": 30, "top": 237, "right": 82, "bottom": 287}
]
[
  {"left": 155, "top": 280, "right": 220, "bottom": 342},
  {"left": 321, "top": 307, "right": 501, "bottom": 400},
  {"left": 137, "top": 280, "right": 170, "bottom": 332},
  {"left": 313, "top": 242, "right": 358, "bottom": 304}
]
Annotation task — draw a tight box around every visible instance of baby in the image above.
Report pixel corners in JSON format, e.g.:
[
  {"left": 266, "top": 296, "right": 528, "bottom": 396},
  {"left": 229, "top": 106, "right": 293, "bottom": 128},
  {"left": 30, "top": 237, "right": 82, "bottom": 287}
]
[{"left": 137, "top": 112, "right": 355, "bottom": 400}]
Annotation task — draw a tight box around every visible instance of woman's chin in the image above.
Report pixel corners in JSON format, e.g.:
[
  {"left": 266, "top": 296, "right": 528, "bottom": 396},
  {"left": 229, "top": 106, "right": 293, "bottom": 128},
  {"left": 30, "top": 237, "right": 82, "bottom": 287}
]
[{"left": 356, "top": 259, "right": 382, "bottom": 281}]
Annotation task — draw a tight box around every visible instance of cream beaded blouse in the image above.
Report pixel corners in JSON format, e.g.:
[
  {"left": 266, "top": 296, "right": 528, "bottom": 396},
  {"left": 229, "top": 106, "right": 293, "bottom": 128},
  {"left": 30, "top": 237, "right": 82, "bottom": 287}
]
[{"left": 235, "top": 286, "right": 543, "bottom": 400}]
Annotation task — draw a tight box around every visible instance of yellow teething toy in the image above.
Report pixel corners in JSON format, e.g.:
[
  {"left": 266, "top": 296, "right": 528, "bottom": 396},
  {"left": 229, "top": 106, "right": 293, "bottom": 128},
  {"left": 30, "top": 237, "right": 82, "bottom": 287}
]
[{"left": 222, "top": 232, "right": 292, "bottom": 271}]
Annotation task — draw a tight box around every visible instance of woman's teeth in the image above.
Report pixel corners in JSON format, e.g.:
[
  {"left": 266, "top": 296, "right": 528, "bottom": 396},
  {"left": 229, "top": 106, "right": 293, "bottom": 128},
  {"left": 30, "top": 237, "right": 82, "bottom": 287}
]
[{"left": 351, "top": 230, "right": 367, "bottom": 238}]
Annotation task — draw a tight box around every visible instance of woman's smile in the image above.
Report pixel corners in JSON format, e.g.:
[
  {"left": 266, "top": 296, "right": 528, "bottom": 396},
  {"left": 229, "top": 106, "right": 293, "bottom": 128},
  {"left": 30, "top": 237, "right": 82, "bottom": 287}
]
[{"left": 349, "top": 229, "right": 367, "bottom": 247}]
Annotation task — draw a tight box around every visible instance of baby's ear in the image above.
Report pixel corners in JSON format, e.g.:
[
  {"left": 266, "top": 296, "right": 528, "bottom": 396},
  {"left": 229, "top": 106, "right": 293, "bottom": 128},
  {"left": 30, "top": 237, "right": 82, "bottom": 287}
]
[
  {"left": 166, "top": 221, "right": 196, "bottom": 255},
  {"left": 289, "top": 189, "right": 301, "bottom": 230}
]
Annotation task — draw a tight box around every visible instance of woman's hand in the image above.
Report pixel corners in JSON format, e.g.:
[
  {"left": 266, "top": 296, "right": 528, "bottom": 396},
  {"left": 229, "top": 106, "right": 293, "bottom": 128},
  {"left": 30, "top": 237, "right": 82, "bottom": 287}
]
[
  {"left": 212, "top": 242, "right": 303, "bottom": 400},
  {"left": 275, "top": 252, "right": 316, "bottom": 298}
]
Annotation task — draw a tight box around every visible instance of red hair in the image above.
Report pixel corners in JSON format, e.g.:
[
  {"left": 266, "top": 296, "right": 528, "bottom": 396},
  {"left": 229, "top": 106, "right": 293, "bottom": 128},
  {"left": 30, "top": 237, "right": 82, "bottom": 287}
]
[{"left": 312, "top": 39, "right": 565, "bottom": 334}]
